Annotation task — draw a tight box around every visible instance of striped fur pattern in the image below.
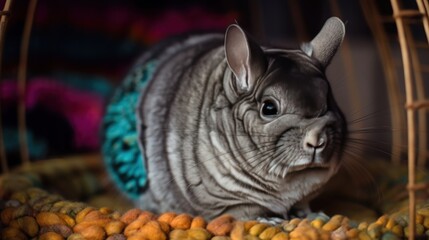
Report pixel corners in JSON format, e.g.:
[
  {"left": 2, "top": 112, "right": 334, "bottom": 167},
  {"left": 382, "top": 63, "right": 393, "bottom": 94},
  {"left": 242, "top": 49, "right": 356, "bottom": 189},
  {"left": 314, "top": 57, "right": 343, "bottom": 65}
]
[{"left": 106, "top": 17, "right": 347, "bottom": 220}]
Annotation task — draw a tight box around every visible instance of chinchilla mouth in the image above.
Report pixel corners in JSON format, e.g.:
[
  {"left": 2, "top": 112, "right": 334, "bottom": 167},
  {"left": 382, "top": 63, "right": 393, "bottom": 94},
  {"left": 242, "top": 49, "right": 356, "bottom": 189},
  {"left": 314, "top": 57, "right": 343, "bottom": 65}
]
[{"left": 288, "top": 163, "right": 330, "bottom": 173}]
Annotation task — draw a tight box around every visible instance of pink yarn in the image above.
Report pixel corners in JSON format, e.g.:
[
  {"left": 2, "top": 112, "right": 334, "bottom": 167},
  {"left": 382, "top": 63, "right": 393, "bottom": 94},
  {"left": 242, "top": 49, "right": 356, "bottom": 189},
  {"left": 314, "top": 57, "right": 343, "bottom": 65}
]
[{"left": 0, "top": 78, "right": 104, "bottom": 150}]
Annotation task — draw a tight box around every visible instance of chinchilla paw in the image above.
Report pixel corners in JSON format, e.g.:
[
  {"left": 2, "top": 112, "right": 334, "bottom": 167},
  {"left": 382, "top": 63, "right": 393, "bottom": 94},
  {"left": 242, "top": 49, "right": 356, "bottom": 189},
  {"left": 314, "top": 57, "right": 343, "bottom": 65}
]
[{"left": 256, "top": 216, "right": 285, "bottom": 225}]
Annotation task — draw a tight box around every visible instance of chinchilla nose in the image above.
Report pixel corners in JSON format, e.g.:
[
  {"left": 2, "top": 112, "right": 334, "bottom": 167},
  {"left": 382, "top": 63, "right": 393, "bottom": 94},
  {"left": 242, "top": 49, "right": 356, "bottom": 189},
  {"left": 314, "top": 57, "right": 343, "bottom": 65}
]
[{"left": 303, "top": 129, "right": 327, "bottom": 153}]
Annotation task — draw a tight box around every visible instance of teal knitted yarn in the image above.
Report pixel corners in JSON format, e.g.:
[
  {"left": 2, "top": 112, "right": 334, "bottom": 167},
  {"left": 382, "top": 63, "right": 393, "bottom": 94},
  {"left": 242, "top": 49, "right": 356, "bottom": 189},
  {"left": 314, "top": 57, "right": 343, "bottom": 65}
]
[{"left": 102, "top": 61, "right": 156, "bottom": 199}]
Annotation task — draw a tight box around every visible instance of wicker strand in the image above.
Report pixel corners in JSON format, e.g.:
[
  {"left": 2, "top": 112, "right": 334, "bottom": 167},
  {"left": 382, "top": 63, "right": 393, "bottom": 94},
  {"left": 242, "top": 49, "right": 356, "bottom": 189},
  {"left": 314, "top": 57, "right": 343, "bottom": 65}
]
[
  {"left": 406, "top": 100, "right": 429, "bottom": 109},
  {"left": 393, "top": 10, "right": 424, "bottom": 18},
  {"left": 0, "top": 0, "right": 13, "bottom": 173},
  {"left": 17, "top": 0, "right": 38, "bottom": 166},
  {"left": 416, "top": 0, "right": 429, "bottom": 44},
  {"left": 390, "top": 0, "right": 417, "bottom": 239},
  {"left": 403, "top": 24, "right": 427, "bottom": 168}
]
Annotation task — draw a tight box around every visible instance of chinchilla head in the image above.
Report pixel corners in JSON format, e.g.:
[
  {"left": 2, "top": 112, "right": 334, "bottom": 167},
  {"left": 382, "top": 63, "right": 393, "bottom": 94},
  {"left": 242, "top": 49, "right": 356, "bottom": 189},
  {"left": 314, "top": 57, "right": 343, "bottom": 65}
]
[{"left": 218, "top": 17, "right": 346, "bottom": 201}]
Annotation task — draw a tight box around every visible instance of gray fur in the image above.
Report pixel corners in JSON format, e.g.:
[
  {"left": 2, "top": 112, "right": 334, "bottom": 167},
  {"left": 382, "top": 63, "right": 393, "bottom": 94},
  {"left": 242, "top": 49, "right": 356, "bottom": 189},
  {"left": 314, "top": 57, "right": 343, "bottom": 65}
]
[{"left": 135, "top": 17, "right": 346, "bottom": 220}]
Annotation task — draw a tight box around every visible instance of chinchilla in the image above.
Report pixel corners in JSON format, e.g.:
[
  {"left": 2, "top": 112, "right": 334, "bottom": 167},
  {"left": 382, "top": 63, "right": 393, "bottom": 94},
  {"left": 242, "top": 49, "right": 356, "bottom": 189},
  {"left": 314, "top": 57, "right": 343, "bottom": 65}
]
[{"left": 103, "top": 17, "right": 347, "bottom": 220}]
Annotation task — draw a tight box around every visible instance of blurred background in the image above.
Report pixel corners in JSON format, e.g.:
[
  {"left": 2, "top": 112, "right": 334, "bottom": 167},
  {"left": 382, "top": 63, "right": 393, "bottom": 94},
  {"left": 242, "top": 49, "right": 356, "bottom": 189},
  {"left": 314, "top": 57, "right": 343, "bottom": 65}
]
[
  {"left": 2, "top": 0, "right": 429, "bottom": 224},
  {"left": 1, "top": 0, "right": 427, "bottom": 168}
]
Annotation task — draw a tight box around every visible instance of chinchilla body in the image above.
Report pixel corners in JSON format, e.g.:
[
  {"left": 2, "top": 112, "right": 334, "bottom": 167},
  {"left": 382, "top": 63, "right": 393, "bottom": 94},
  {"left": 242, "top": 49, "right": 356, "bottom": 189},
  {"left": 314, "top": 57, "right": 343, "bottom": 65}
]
[{"left": 103, "top": 17, "right": 347, "bottom": 220}]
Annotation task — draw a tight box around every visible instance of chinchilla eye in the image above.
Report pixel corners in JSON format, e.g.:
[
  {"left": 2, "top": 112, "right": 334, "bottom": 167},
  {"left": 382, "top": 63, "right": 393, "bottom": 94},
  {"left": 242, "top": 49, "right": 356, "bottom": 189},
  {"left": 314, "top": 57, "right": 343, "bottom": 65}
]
[{"left": 261, "top": 100, "right": 278, "bottom": 116}]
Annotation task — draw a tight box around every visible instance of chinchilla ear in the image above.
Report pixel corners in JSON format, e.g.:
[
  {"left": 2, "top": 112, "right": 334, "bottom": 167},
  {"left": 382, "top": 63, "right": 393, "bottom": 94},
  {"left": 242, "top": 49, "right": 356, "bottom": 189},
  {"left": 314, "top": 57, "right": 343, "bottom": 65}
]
[
  {"left": 301, "top": 17, "right": 345, "bottom": 68},
  {"left": 224, "top": 24, "right": 267, "bottom": 93}
]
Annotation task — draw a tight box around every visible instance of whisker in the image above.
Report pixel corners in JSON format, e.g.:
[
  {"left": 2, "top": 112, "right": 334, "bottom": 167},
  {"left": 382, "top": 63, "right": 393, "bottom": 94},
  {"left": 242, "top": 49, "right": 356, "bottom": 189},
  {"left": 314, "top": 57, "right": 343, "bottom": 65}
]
[
  {"left": 249, "top": 147, "right": 282, "bottom": 174},
  {"left": 247, "top": 147, "right": 278, "bottom": 170},
  {"left": 347, "top": 126, "right": 399, "bottom": 134},
  {"left": 346, "top": 137, "right": 405, "bottom": 148},
  {"left": 340, "top": 151, "right": 384, "bottom": 202},
  {"left": 273, "top": 150, "right": 296, "bottom": 178},
  {"left": 344, "top": 144, "right": 394, "bottom": 159},
  {"left": 346, "top": 108, "right": 391, "bottom": 126},
  {"left": 261, "top": 142, "right": 296, "bottom": 177}
]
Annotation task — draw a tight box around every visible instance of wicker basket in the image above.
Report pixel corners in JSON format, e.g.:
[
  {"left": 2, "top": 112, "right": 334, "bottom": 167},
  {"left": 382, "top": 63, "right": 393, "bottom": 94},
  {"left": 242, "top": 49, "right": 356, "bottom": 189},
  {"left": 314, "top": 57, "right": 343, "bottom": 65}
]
[{"left": 1, "top": 0, "right": 429, "bottom": 239}]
